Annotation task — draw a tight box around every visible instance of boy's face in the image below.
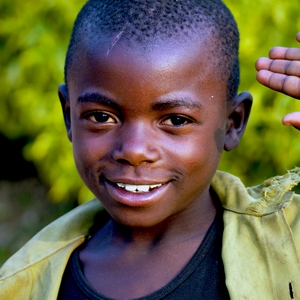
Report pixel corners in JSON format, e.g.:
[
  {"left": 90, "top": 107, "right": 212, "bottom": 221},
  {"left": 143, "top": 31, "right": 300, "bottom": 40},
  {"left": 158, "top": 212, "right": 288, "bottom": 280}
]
[{"left": 59, "top": 36, "right": 249, "bottom": 227}]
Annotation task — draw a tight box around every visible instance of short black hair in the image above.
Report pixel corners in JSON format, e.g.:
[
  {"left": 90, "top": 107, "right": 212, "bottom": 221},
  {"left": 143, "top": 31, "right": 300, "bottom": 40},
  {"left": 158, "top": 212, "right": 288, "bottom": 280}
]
[{"left": 65, "top": 0, "right": 240, "bottom": 101}]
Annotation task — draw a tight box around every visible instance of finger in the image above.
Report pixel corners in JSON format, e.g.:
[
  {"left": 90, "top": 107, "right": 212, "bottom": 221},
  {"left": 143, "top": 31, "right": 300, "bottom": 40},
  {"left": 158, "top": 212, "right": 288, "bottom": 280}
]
[
  {"left": 296, "top": 32, "right": 300, "bottom": 43},
  {"left": 269, "top": 46, "right": 300, "bottom": 60},
  {"left": 256, "top": 58, "right": 300, "bottom": 76},
  {"left": 282, "top": 112, "right": 300, "bottom": 130},
  {"left": 256, "top": 69, "right": 272, "bottom": 86},
  {"left": 269, "top": 47, "right": 289, "bottom": 59},
  {"left": 256, "top": 70, "right": 300, "bottom": 99},
  {"left": 267, "top": 59, "right": 300, "bottom": 76},
  {"left": 255, "top": 57, "right": 272, "bottom": 71},
  {"left": 269, "top": 74, "right": 300, "bottom": 98}
]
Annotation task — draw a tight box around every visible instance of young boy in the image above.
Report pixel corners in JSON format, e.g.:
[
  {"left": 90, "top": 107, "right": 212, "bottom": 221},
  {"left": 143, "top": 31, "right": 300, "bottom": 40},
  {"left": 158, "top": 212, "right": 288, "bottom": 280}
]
[{"left": 1, "top": 1, "right": 300, "bottom": 299}]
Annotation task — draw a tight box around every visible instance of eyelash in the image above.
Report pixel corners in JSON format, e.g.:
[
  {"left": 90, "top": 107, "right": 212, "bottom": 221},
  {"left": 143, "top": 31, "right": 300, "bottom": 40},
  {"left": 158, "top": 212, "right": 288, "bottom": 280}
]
[
  {"left": 83, "top": 111, "right": 117, "bottom": 124},
  {"left": 82, "top": 111, "right": 194, "bottom": 128},
  {"left": 161, "top": 115, "right": 194, "bottom": 127}
]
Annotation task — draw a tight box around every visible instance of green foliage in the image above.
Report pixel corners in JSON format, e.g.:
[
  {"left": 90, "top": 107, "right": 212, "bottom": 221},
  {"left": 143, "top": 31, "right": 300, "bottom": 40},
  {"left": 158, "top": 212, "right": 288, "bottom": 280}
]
[
  {"left": 221, "top": 0, "right": 300, "bottom": 186},
  {"left": 0, "top": 0, "right": 93, "bottom": 203},
  {"left": 1, "top": 0, "right": 300, "bottom": 203}
]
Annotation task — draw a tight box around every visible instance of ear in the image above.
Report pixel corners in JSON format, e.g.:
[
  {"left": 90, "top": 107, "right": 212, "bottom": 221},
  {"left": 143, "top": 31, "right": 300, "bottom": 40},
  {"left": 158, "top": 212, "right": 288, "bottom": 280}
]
[
  {"left": 224, "top": 91, "right": 253, "bottom": 151},
  {"left": 58, "top": 84, "right": 72, "bottom": 142}
]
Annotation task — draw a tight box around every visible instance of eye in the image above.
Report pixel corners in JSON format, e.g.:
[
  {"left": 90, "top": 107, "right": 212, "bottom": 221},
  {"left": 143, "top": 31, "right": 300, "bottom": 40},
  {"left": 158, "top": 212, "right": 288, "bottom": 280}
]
[
  {"left": 86, "top": 112, "right": 116, "bottom": 124},
  {"left": 162, "top": 115, "right": 193, "bottom": 126}
]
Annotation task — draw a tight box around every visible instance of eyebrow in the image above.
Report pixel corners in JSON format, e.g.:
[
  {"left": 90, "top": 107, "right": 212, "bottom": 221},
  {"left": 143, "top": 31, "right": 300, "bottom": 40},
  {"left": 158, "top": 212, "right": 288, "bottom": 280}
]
[
  {"left": 77, "top": 93, "right": 202, "bottom": 111},
  {"left": 77, "top": 93, "right": 120, "bottom": 110},
  {"left": 152, "top": 98, "right": 202, "bottom": 111}
]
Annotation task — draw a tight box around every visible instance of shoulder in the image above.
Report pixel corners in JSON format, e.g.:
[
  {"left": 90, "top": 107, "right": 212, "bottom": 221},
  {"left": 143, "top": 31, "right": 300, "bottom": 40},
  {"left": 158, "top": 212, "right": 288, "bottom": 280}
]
[
  {"left": 0, "top": 198, "right": 105, "bottom": 280},
  {"left": 212, "top": 168, "right": 300, "bottom": 216},
  {"left": 216, "top": 169, "right": 300, "bottom": 299}
]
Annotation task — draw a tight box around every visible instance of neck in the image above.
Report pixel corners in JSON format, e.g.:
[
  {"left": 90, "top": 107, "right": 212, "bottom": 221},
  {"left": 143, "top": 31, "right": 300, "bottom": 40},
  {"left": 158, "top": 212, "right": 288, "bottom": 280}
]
[{"left": 101, "top": 189, "right": 217, "bottom": 250}]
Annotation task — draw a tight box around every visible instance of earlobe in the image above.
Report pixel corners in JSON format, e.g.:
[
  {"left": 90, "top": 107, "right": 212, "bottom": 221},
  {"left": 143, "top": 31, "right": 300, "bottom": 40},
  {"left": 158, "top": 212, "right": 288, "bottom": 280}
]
[
  {"left": 58, "top": 84, "right": 72, "bottom": 142},
  {"left": 224, "top": 91, "right": 253, "bottom": 151}
]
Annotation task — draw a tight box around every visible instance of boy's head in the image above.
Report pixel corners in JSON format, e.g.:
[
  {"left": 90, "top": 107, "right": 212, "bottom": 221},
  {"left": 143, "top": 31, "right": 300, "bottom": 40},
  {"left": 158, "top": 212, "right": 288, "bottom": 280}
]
[
  {"left": 64, "top": 0, "right": 240, "bottom": 101},
  {"left": 59, "top": 0, "right": 252, "bottom": 227}
]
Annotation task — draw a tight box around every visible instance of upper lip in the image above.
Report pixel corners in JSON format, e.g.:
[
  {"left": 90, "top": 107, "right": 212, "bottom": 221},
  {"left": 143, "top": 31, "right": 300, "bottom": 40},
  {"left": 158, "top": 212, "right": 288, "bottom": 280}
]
[
  {"left": 105, "top": 178, "right": 167, "bottom": 185},
  {"left": 103, "top": 174, "right": 169, "bottom": 185}
]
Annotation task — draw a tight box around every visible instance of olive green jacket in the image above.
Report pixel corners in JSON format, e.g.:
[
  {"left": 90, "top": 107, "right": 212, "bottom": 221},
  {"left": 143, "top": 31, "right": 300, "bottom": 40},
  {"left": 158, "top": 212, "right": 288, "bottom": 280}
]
[{"left": 1, "top": 169, "right": 300, "bottom": 299}]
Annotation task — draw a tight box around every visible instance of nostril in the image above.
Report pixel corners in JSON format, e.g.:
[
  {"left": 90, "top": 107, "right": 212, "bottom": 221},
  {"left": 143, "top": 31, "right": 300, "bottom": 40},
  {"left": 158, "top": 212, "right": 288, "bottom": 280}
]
[
  {"left": 112, "top": 145, "right": 160, "bottom": 166},
  {"left": 115, "top": 157, "right": 153, "bottom": 166},
  {"left": 116, "top": 158, "right": 130, "bottom": 165}
]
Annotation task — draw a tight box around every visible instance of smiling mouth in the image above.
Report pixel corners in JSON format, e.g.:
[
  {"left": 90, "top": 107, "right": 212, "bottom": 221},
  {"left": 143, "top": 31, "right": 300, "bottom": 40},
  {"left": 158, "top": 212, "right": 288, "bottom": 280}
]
[{"left": 116, "top": 183, "right": 163, "bottom": 193}]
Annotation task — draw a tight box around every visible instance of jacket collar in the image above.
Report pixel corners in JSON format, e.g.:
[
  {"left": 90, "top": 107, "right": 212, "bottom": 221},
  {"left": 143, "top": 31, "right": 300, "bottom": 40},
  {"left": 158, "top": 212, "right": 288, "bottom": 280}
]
[{"left": 212, "top": 168, "right": 300, "bottom": 216}]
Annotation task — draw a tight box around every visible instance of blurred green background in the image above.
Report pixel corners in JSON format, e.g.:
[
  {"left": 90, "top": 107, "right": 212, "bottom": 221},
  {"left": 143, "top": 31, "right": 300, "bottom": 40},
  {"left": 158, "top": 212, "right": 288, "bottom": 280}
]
[{"left": 0, "top": 0, "right": 300, "bottom": 265}]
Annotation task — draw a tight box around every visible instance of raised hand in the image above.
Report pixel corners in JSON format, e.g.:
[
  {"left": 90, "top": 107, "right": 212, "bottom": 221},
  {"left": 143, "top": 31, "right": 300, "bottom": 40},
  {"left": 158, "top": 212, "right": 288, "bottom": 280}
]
[{"left": 256, "top": 33, "right": 300, "bottom": 129}]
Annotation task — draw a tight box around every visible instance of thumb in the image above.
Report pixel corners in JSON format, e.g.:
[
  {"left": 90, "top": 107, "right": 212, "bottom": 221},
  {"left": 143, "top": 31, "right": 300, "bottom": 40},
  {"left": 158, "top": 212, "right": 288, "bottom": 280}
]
[{"left": 282, "top": 112, "right": 300, "bottom": 130}]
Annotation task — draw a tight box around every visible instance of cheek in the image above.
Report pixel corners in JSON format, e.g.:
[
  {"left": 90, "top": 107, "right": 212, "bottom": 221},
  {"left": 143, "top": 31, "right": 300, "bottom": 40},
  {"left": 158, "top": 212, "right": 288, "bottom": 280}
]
[
  {"left": 190, "top": 140, "right": 221, "bottom": 173},
  {"left": 166, "top": 131, "right": 222, "bottom": 177},
  {"left": 72, "top": 142, "right": 92, "bottom": 182},
  {"left": 214, "top": 128, "right": 226, "bottom": 153},
  {"left": 72, "top": 131, "right": 109, "bottom": 176}
]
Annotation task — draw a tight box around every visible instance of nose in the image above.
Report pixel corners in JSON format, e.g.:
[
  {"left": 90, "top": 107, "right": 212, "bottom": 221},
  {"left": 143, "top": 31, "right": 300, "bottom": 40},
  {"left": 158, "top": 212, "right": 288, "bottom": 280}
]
[{"left": 112, "top": 122, "right": 160, "bottom": 166}]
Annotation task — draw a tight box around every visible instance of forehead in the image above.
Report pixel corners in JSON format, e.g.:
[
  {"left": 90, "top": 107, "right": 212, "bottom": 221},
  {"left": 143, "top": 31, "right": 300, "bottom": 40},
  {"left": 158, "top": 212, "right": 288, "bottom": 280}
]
[{"left": 68, "top": 34, "right": 226, "bottom": 101}]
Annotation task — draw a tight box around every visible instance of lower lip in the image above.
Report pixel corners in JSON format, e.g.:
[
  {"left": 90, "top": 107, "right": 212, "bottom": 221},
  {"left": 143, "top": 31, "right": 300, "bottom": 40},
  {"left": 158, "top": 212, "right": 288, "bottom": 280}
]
[{"left": 104, "top": 180, "right": 169, "bottom": 207}]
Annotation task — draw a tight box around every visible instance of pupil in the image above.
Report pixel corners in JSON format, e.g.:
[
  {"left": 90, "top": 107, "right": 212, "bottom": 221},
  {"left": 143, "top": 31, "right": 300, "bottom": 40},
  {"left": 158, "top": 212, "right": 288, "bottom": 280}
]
[
  {"left": 171, "top": 116, "right": 185, "bottom": 126},
  {"left": 95, "top": 113, "right": 109, "bottom": 122}
]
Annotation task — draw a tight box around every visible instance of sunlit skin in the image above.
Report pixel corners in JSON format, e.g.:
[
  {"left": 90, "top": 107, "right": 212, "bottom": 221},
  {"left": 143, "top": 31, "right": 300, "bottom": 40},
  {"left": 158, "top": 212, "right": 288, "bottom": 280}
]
[
  {"left": 256, "top": 32, "right": 300, "bottom": 130},
  {"left": 59, "top": 34, "right": 252, "bottom": 298}
]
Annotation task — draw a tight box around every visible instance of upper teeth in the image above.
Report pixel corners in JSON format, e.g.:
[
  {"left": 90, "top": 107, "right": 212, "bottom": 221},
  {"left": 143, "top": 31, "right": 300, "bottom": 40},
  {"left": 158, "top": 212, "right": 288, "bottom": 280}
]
[{"left": 116, "top": 183, "right": 162, "bottom": 193}]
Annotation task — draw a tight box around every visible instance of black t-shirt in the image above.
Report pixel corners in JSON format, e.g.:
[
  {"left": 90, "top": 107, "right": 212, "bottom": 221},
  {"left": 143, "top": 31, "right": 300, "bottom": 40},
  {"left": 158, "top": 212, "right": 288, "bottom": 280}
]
[{"left": 58, "top": 211, "right": 229, "bottom": 300}]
